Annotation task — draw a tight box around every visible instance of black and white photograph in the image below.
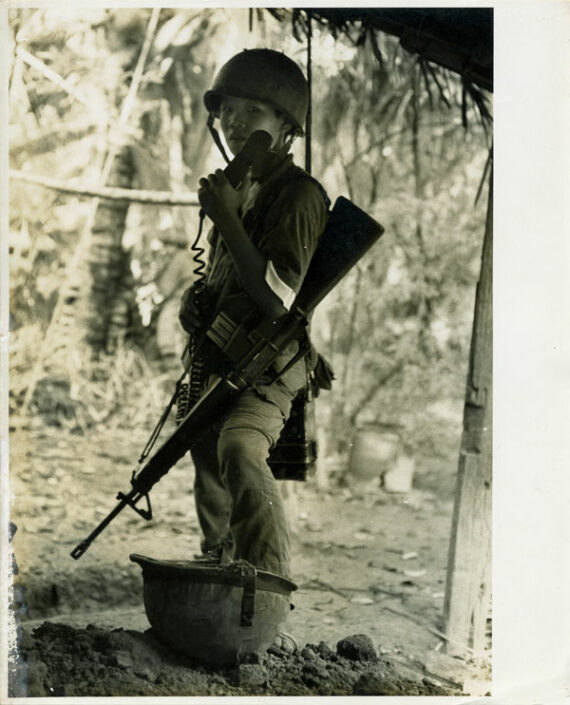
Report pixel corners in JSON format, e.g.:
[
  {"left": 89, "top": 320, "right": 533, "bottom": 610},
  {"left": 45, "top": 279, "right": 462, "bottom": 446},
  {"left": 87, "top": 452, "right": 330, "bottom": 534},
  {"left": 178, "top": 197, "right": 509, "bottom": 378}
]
[{"left": 1, "top": 3, "right": 567, "bottom": 701}]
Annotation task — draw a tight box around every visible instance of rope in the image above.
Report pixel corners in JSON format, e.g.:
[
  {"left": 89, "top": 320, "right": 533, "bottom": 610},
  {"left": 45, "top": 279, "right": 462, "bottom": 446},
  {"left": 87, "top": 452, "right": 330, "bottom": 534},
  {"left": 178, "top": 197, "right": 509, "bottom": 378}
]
[{"left": 305, "top": 9, "right": 313, "bottom": 175}]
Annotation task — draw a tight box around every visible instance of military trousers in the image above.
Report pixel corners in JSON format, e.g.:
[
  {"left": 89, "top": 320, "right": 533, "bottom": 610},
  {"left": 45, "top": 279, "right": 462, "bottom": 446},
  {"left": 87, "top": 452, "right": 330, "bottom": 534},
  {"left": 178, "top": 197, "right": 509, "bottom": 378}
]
[{"left": 189, "top": 386, "right": 293, "bottom": 579}]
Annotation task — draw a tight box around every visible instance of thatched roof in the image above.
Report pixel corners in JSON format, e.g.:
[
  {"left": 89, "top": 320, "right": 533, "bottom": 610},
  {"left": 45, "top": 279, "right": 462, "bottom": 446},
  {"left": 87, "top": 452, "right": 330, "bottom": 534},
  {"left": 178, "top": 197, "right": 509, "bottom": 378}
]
[
  {"left": 268, "top": 8, "right": 493, "bottom": 126},
  {"left": 304, "top": 9, "right": 492, "bottom": 92}
]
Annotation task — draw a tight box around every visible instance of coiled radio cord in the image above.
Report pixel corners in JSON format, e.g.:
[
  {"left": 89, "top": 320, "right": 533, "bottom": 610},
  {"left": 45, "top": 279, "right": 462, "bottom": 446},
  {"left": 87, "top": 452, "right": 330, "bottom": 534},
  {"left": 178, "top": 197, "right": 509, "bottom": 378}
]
[{"left": 175, "top": 209, "right": 209, "bottom": 423}]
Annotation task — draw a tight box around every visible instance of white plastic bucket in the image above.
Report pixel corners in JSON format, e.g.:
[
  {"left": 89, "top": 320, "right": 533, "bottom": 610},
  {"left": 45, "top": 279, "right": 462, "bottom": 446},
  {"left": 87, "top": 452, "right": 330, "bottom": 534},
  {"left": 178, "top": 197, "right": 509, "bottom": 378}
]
[{"left": 349, "top": 424, "right": 401, "bottom": 480}]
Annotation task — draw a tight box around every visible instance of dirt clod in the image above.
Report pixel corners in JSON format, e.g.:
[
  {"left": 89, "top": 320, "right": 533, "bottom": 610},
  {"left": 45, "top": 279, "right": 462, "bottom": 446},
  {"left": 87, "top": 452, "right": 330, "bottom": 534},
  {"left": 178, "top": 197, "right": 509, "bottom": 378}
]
[
  {"left": 301, "top": 656, "right": 329, "bottom": 684},
  {"left": 301, "top": 645, "right": 317, "bottom": 660},
  {"left": 113, "top": 651, "right": 133, "bottom": 670},
  {"left": 230, "top": 663, "right": 269, "bottom": 687},
  {"left": 336, "top": 633, "right": 378, "bottom": 661},
  {"left": 10, "top": 622, "right": 460, "bottom": 697},
  {"left": 353, "top": 670, "right": 402, "bottom": 695}
]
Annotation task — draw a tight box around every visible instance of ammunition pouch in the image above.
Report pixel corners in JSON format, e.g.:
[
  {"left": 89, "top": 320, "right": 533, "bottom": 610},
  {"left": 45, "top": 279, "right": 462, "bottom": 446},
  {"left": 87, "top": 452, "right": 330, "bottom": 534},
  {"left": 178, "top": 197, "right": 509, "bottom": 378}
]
[
  {"left": 179, "top": 282, "right": 219, "bottom": 345},
  {"left": 205, "top": 308, "right": 263, "bottom": 367},
  {"left": 268, "top": 385, "right": 318, "bottom": 481},
  {"left": 202, "top": 307, "right": 326, "bottom": 481},
  {"left": 306, "top": 346, "right": 335, "bottom": 397}
]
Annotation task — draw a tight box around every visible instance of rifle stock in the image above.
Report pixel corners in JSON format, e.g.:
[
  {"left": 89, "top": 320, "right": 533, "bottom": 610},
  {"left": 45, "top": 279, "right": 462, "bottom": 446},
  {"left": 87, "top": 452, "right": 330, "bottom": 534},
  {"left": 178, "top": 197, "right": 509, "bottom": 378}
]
[
  {"left": 70, "top": 197, "right": 384, "bottom": 559},
  {"left": 293, "top": 197, "right": 384, "bottom": 314}
]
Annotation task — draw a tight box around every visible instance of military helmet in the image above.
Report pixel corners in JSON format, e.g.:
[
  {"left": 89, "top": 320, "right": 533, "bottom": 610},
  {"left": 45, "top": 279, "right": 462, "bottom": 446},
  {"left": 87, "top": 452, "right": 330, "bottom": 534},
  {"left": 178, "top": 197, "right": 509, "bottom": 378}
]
[
  {"left": 204, "top": 49, "right": 309, "bottom": 136},
  {"left": 130, "top": 554, "right": 297, "bottom": 666}
]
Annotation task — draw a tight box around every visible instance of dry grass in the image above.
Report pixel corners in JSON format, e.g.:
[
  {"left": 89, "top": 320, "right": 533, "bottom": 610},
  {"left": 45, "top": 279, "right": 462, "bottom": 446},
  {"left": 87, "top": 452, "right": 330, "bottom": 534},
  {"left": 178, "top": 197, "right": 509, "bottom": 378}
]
[{"left": 10, "top": 325, "right": 172, "bottom": 434}]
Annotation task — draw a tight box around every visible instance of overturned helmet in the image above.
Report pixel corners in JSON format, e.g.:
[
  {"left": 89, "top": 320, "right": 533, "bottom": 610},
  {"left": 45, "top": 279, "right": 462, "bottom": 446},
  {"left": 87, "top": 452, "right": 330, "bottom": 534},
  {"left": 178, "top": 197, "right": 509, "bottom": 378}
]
[
  {"left": 204, "top": 49, "right": 309, "bottom": 136},
  {"left": 130, "top": 554, "right": 297, "bottom": 666}
]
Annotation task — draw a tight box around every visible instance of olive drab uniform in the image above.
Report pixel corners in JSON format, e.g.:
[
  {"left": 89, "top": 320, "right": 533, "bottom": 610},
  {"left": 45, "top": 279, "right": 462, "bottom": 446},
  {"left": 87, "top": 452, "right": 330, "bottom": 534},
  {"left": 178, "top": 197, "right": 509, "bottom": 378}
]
[
  {"left": 188, "top": 158, "right": 328, "bottom": 579},
  {"left": 181, "top": 50, "right": 327, "bottom": 579}
]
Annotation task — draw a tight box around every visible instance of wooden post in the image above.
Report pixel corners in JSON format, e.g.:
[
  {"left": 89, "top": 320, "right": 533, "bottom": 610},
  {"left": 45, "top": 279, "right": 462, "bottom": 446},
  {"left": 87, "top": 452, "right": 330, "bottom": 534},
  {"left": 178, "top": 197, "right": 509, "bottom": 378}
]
[{"left": 443, "top": 169, "right": 493, "bottom": 655}]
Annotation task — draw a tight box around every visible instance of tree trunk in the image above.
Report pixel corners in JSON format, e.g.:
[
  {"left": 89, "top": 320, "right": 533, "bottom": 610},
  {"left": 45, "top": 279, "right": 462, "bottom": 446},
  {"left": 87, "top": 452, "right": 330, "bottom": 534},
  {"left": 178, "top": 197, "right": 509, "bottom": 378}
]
[
  {"left": 443, "top": 169, "right": 493, "bottom": 655},
  {"left": 84, "top": 145, "right": 136, "bottom": 353}
]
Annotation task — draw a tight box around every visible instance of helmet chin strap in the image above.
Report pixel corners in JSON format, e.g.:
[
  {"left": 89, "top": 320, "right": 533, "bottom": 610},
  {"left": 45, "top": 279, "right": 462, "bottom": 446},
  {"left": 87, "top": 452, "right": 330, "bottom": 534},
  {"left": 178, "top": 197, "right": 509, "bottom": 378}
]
[
  {"left": 269, "top": 139, "right": 293, "bottom": 159},
  {"left": 282, "top": 132, "right": 297, "bottom": 154},
  {"left": 207, "top": 114, "right": 231, "bottom": 164}
]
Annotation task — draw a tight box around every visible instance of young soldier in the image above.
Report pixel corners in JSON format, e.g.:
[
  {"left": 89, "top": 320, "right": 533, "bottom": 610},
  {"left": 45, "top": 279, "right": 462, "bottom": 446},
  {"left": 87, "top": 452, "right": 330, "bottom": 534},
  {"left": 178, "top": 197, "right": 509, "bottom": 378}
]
[{"left": 179, "top": 49, "right": 329, "bottom": 579}]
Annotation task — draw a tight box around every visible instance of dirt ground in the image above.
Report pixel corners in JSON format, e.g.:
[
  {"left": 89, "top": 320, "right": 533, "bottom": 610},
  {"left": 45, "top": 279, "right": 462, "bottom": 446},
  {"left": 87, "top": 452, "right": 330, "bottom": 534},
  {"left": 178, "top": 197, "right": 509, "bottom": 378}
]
[{"left": 7, "top": 422, "right": 491, "bottom": 697}]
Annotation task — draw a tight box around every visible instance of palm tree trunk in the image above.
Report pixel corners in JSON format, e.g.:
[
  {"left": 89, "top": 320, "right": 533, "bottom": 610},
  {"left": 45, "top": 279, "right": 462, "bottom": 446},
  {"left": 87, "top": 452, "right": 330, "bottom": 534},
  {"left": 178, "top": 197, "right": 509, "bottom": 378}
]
[{"left": 84, "top": 145, "right": 136, "bottom": 353}]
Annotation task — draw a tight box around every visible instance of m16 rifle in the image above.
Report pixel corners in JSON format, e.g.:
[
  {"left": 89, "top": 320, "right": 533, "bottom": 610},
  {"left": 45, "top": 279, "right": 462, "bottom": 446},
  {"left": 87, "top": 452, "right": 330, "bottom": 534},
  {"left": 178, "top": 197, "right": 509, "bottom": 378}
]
[{"left": 71, "top": 196, "right": 384, "bottom": 560}]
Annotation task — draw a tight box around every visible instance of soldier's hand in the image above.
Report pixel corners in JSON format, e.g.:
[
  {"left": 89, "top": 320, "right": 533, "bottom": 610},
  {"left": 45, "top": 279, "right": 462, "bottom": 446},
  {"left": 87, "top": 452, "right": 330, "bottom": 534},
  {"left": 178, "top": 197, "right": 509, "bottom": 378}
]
[
  {"left": 178, "top": 286, "right": 202, "bottom": 335},
  {"left": 197, "top": 170, "right": 242, "bottom": 224}
]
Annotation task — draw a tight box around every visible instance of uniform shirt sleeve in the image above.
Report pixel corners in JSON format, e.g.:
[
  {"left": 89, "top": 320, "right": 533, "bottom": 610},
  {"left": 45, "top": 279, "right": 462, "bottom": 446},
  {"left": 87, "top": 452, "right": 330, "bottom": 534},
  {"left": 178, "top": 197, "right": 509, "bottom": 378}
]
[{"left": 254, "top": 178, "right": 328, "bottom": 309}]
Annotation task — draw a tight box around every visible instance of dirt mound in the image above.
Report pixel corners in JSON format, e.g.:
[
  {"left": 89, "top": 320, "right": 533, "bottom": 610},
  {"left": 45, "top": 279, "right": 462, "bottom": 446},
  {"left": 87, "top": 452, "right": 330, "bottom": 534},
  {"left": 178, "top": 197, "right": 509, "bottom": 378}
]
[
  {"left": 9, "top": 428, "right": 490, "bottom": 695},
  {"left": 10, "top": 622, "right": 459, "bottom": 697}
]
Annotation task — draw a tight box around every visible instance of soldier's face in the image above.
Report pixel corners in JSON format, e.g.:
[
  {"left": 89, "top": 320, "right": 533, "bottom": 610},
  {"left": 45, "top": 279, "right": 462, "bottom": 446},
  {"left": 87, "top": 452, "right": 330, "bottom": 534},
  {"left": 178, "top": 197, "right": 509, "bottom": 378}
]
[{"left": 219, "top": 95, "right": 288, "bottom": 156}]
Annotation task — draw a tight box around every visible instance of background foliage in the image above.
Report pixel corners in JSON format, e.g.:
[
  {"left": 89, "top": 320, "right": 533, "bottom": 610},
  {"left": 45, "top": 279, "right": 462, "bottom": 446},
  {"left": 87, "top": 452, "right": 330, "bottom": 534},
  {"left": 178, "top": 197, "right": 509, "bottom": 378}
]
[{"left": 8, "top": 8, "right": 491, "bottom": 473}]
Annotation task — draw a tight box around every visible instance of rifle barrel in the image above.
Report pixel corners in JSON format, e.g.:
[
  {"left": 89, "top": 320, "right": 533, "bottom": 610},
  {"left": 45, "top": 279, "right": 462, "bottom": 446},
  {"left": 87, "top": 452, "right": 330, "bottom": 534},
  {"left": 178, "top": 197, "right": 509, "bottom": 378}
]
[
  {"left": 70, "top": 379, "right": 242, "bottom": 559},
  {"left": 70, "top": 494, "right": 131, "bottom": 559}
]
